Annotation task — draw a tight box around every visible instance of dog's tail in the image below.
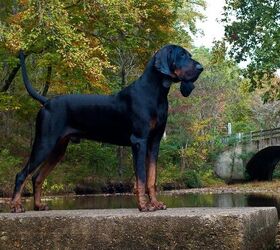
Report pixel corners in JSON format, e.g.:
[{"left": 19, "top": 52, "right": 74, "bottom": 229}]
[{"left": 19, "top": 50, "right": 48, "bottom": 105}]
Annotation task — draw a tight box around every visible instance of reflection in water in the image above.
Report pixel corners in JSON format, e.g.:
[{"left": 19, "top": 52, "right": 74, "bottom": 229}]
[{"left": 1, "top": 193, "right": 280, "bottom": 216}]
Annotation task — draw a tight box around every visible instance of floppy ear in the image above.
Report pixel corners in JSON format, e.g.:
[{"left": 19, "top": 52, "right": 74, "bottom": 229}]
[{"left": 154, "top": 46, "right": 174, "bottom": 77}]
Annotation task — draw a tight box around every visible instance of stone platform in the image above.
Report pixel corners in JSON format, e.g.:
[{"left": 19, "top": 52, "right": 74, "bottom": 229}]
[{"left": 0, "top": 207, "right": 277, "bottom": 250}]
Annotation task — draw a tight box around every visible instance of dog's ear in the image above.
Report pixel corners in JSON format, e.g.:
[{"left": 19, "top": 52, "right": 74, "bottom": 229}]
[{"left": 154, "top": 46, "right": 174, "bottom": 77}]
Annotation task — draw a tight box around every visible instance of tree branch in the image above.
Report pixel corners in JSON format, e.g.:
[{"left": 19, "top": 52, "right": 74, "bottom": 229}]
[
  {"left": 0, "top": 63, "right": 21, "bottom": 92},
  {"left": 42, "top": 65, "right": 52, "bottom": 96}
]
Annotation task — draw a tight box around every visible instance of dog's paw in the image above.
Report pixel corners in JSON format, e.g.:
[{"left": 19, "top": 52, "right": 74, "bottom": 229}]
[
  {"left": 138, "top": 202, "right": 158, "bottom": 212},
  {"left": 34, "top": 204, "right": 50, "bottom": 211},
  {"left": 150, "top": 200, "right": 167, "bottom": 210},
  {"left": 11, "top": 204, "right": 25, "bottom": 213}
]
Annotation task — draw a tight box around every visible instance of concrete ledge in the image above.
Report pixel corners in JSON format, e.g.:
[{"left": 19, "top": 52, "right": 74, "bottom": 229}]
[{"left": 0, "top": 208, "right": 277, "bottom": 250}]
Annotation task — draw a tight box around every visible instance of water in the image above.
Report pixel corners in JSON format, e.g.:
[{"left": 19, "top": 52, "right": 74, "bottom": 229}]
[{"left": 1, "top": 192, "right": 280, "bottom": 216}]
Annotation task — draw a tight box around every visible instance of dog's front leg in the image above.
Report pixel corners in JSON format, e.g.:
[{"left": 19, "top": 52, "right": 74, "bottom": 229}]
[
  {"left": 131, "top": 135, "right": 156, "bottom": 212},
  {"left": 146, "top": 139, "right": 167, "bottom": 210}
]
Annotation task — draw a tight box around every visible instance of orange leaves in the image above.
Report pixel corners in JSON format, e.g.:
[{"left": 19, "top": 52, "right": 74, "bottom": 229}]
[
  {"left": 8, "top": 12, "right": 25, "bottom": 25},
  {"left": 19, "top": 0, "right": 29, "bottom": 5}
]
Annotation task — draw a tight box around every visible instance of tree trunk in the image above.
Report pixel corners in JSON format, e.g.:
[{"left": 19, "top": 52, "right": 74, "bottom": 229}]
[
  {"left": 180, "top": 146, "right": 186, "bottom": 173},
  {"left": 121, "top": 64, "right": 127, "bottom": 87},
  {"left": 42, "top": 66, "right": 52, "bottom": 96},
  {"left": 0, "top": 64, "right": 21, "bottom": 92}
]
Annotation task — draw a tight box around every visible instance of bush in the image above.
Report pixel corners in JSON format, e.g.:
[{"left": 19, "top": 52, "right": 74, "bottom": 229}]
[
  {"left": 0, "top": 149, "right": 22, "bottom": 196},
  {"left": 183, "top": 169, "right": 202, "bottom": 188},
  {"left": 199, "top": 169, "right": 224, "bottom": 187},
  {"left": 158, "top": 164, "right": 185, "bottom": 190}
]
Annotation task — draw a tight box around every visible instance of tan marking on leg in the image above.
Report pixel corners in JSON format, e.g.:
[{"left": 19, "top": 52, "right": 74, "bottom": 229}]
[
  {"left": 33, "top": 161, "right": 56, "bottom": 210},
  {"left": 146, "top": 156, "right": 166, "bottom": 210},
  {"left": 136, "top": 179, "right": 147, "bottom": 210},
  {"left": 33, "top": 138, "right": 68, "bottom": 210},
  {"left": 147, "top": 160, "right": 157, "bottom": 202},
  {"left": 10, "top": 174, "right": 31, "bottom": 213}
]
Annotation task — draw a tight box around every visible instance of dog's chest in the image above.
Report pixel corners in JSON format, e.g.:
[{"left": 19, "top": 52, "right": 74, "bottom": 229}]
[{"left": 148, "top": 106, "right": 168, "bottom": 131}]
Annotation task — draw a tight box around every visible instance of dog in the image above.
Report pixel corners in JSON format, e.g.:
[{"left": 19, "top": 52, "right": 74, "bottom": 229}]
[{"left": 11, "top": 45, "right": 203, "bottom": 212}]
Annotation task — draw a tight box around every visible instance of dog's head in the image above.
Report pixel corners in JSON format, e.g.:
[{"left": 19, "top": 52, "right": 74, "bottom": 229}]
[{"left": 154, "top": 45, "right": 203, "bottom": 97}]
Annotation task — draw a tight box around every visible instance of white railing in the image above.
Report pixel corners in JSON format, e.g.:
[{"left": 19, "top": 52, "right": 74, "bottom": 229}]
[{"left": 221, "top": 127, "right": 280, "bottom": 144}]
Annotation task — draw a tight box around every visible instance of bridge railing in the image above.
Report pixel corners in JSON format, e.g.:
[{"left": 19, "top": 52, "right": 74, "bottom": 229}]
[
  {"left": 221, "top": 127, "right": 280, "bottom": 144},
  {"left": 243, "top": 127, "right": 280, "bottom": 141}
]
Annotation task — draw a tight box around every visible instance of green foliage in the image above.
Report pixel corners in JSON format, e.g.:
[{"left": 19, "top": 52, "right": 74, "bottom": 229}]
[
  {"left": 158, "top": 164, "right": 182, "bottom": 186},
  {"left": 199, "top": 169, "right": 224, "bottom": 187},
  {"left": 183, "top": 169, "right": 202, "bottom": 188},
  {"left": 0, "top": 93, "right": 21, "bottom": 111},
  {"left": 157, "top": 164, "right": 201, "bottom": 189},
  {"left": 41, "top": 140, "right": 134, "bottom": 194},
  {"left": 223, "top": 0, "right": 280, "bottom": 101},
  {"left": 224, "top": 91, "right": 257, "bottom": 133},
  {"left": 43, "top": 181, "right": 65, "bottom": 195},
  {"left": 0, "top": 149, "right": 22, "bottom": 195},
  {"left": 272, "top": 163, "right": 280, "bottom": 179},
  {"left": 158, "top": 165, "right": 222, "bottom": 189}
]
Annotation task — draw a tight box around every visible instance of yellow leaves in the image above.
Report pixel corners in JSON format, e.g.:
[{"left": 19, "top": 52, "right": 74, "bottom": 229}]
[
  {"left": 49, "top": 79, "right": 68, "bottom": 95},
  {"left": 190, "top": 118, "right": 211, "bottom": 134},
  {"left": 1, "top": 24, "right": 24, "bottom": 53},
  {"left": 0, "top": 93, "right": 21, "bottom": 112},
  {"left": 19, "top": 0, "right": 29, "bottom": 5}
]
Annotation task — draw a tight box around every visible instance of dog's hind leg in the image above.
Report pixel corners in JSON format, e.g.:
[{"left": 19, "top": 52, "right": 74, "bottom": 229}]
[
  {"left": 11, "top": 141, "right": 57, "bottom": 212},
  {"left": 32, "top": 137, "right": 69, "bottom": 211},
  {"left": 11, "top": 110, "right": 61, "bottom": 213}
]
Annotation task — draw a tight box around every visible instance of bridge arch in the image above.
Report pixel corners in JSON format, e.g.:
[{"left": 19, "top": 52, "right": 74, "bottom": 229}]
[{"left": 246, "top": 146, "right": 280, "bottom": 181}]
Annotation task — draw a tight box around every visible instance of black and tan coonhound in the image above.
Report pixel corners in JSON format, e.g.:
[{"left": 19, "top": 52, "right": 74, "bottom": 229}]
[{"left": 11, "top": 45, "right": 203, "bottom": 212}]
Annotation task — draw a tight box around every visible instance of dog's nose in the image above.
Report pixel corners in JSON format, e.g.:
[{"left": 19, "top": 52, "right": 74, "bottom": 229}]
[{"left": 196, "top": 63, "right": 203, "bottom": 72}]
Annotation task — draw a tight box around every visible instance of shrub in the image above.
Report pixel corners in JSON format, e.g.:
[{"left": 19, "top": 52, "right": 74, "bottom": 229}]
[
  {"left": 183, "top": 169, "right": 202, "bottom": 188},
  {"left": 0, "top": 149, "right": 22, "bottom": 196}
]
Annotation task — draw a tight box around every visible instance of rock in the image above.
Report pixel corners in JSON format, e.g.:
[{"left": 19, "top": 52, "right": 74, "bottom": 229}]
[{"left": 0, "top": 207, "right": 277, "bottom": 250}]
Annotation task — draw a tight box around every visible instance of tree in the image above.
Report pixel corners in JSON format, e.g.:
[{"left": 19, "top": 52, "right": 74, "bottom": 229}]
[
  {"left": 0, "top": 0, "right": 110, "bottom": 95},
  {"left": 0, "top": 0, "right": 206, "bottom": 95},
  {"left": 223, "top": 0, "right": 280, "bottom": 101}
]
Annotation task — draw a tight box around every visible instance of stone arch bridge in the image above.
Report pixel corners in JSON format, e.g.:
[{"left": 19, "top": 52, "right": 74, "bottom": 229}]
[{"left": 215, "top": 127, "right": 280, "bottom": 182}]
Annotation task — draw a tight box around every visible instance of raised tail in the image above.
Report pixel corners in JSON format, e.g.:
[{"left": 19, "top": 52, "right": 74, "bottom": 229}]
[{"left": 19, "top": 50, "right": 48, "bottom": 105}]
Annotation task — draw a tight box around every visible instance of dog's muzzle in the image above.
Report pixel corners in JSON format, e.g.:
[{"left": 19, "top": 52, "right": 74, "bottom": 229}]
[{"left": 179, "top": 63, "right": 203, "bottom": 97}]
